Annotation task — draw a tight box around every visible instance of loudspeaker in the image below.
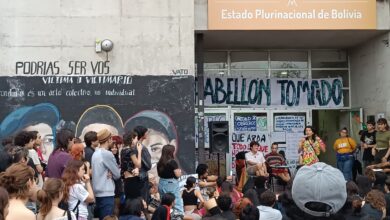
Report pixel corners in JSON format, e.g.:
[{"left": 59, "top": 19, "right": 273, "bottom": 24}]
[{"left": 209, "top": 121, "right": 229, "bottom": 153}]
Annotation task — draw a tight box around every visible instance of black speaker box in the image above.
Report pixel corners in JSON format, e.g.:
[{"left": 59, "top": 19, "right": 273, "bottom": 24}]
[{"left": 209, "top": 121, "right": 229, "bottom": 153}]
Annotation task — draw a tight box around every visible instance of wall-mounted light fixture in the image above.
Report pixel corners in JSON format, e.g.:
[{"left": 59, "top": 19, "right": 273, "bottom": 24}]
[{"left": 95, "top": 39, "right": 114, "bottom": 61}]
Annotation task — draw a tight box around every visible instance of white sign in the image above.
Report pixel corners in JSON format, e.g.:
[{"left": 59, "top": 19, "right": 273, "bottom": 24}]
[
  {"left": 204, "top": 77, "right": 343, "bottom": 108},
  {"left": 274, "top": 115, "right": 305, "bottom": 132}
]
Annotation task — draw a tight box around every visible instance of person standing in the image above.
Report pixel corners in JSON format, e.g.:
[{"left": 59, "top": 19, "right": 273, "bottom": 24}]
[
  {"left": 333, "top": 127, "right": 357, "bottom": 181},
  {"left": 157, "top": 144, "right": 183, "bottom": 216},
  {"left": 375, "top": 118, "right": 390, "bottom": 163},
  {"left": 361, "top": 120, "right": 376, "bottom": 167},
  {"left": 84, "top": 131, "right": 99, "bottom": 165},
  {"left": 47, "top": 129, "right": 74, "bottom": 178},
  {"left": 133, "top": 126, "right": 152, "bottom": 203},
  {"left": 298, "top": 126, "right": 326, "bottom": 166},
  {"left": 92, "top": 129, "right": 121, "bottom": 220}
]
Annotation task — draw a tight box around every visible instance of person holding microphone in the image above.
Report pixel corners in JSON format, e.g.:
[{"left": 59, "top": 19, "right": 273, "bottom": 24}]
[{"left": 298, "top": 126, "right": 326, "bottom": 166}]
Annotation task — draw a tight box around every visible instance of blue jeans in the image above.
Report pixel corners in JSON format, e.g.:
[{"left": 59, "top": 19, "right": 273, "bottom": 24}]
[
  {"left": 95, "top": 196, "right": 114, "bottom": 220},
  {"left": 337, "top": 155, "right": 354, "bottom": 181},
  {"left": 159, "top": 178, "right": 184, "bottom": 214}
]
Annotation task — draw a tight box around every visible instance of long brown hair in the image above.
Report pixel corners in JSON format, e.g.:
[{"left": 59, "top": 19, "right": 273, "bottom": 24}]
[
  {"left": 62, "top": 160, "right": 84, "bottom": 202},
  {"left": 0, "top": 163, "right": 34, "bottom": 200},
  {"left": 366, "top": 189, "right": 386, "bottom": 211},
  {"left": 0, "top": 187, "right": 9, "bottom": 220},
  {"left": 157, "top": 144, "right": 176, "bottom": 175},
  {"left": 37, "top": 178, "right": 65, "bottom": 218}
]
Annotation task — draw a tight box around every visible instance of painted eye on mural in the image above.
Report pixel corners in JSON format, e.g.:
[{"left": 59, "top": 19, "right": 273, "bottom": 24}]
[{"left": 43, "top": 136, "right": 53, "bottom": 144}]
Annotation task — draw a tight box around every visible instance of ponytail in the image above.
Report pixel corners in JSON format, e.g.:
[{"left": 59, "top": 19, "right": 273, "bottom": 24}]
[
  {"left": 37, "top": 178, "right": 65, "bottom": 218},
  {"left": 37, "top": 189, "right": 52, "bottom": 217}
]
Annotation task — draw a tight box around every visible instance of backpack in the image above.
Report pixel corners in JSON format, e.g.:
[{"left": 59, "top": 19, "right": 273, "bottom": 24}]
[{"left": 58, "top": 200, "right": 81, "bottom": 219}]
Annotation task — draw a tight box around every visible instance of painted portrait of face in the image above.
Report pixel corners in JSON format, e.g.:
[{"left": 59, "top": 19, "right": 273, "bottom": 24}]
[
  {"left": 76, "top": 105, "right": 124, "bottom": 143},
  {"left": 142, "top": 128, "right": 177, "bottom": 167},
  {"left": 124, "top": 110, "right": 178, "bottom": 177},
  {"left": 0, "top": 103, "right": 60, "bottom": 161},
  {"left": 24, "top": 123, "right": 54, "bottom": 161}
]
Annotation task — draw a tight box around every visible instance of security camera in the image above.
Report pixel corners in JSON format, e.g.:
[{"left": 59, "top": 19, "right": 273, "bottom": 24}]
[{"left": 101, "top": 39, "right": 114, "bottom": 52}]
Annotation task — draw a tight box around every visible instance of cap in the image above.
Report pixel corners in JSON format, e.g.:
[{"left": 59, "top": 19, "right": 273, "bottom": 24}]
[
  {"left": 292, "top": 162, "right": 347, "bottom": 217},
  {"left": 97, "top": 128, "right": 112, "bottom": 143}
]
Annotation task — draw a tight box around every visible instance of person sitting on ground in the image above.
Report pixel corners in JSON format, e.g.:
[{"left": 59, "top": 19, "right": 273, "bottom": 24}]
[
  {"left": 218, "top": 180, "right": 242, "bottom": 205},
  {"left": 196, "top": 164, "right": 218, "bottom": 201},
  {"left": 182, "top": 176, "right": 204, "bottom": 220},
  {"left": 216, "top": 194, "right": 236, "bottom": 220},
  {"left": 258, "top": 190, "right": 282, "bottom": 220},
  {"left": 361, "top": 189, "right": 386, "bottom": 220},
  {"left": 245, "top": 141, "right": 269, "bottom": 177},
  {"left": 148, "top": 174, "right": 161, "bottom": 213},
  {"left": 239, "top": 204, "right": 259, "bottom": 220},
  {"left": 265, "top": 142, "right": 290, "bottom": 183},
  {"left": 356, "top": 168, "right": 376, "bottom": 198},
  {"left": 119, "top": 197, "right": 145, "bottom": 220},
  {"left": 203, "top": 187, "right": 221, "bottom": 217},
  {"left": 233, "top": 189, "right": 259, "bottom": 219},
  {"left": 151, "top": 193, "right": 175, "bottom": 220},
  {"left": 339, "top": 181, "right": 364, "bottom": 219}
]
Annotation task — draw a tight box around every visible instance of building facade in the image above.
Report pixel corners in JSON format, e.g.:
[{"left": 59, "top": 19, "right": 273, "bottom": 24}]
[{"left": 0, "top": 0, "right": 389, "bottom": 174}]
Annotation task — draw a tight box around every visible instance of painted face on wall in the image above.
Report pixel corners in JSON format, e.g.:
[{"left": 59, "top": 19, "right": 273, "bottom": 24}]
[
  {"left": 142, "top": 128, "right": 177, "bottom": 168},
  {"left": 24, "top": 123, "right": 53, "bottom": 161},
  {"left": 79, "top": 123, "right": 119, "bottom": 141}
]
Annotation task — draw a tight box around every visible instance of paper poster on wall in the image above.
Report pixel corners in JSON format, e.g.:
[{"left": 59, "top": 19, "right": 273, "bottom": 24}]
[
  {"left": 234, "top": 115, "right": 256, "bottom": 131},
  {"left": 271, "top": 131, "right": 286, "bottom": 143},
  {"left": 256, "top": 116, "right": 267, "bottom": 131},
  {"left": 285, "top": 132, "right": 302, "bottom": 160},
  {"left": 231, "top": 131, "right": 270, "bottom": 170},
  {"left": 274, "top": 115, "right": 305, "bottom": 132}
]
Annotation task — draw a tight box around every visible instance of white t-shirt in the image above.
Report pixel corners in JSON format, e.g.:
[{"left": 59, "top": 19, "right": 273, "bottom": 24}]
[
  {"left": 68, "top": 183, "right": 89, "bottom": 218},
  {"left": 258, "top": 205, "right": 282, "bottom": 220},
  {"left": 28, "top": 149, "right": 43, "bottom": 188},
  {"left": 245, "top": 151, "right": 265, "bottom": 164}
]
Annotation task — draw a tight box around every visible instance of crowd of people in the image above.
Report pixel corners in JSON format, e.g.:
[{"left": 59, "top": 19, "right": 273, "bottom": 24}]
[{"left": 0, "top": 118, "right": 390, "bottom": 220}]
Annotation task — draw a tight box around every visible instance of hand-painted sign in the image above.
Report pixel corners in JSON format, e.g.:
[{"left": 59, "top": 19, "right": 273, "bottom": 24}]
[{"left": 204, "top": 76, "right": 343, "bottom": 108}]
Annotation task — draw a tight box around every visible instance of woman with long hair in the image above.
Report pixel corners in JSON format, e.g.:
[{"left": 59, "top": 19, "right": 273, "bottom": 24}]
[
  {"left": 62, "top": 160, "right": 95, "bottom": 220},
  {"left": 298, "top": 126, "right": 326, "bottom": 165},
  {"left": 361, "top": 189, "right": 386, "bottom": 219},
  {"left": 375, "top": 118, "right": 390, "bottom": 163},
  {"left": 157, "top": 144, "right": 183, "bottom": 215},
  {"left": 0, "top": 163, "right": 36, "bottom": 220},
  {"left": 0, "top": 187, "right": 9, "bottom": 220},
  {"left": 47, "top": 129, "right": 75, "bottom": 178},
  {"left": 37, "top": 178, "right": 76, "bottom": 220}
]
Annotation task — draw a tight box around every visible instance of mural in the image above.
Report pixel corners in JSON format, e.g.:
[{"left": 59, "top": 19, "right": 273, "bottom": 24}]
[{"left": 0, "top": 75, "right": 196, "bottom": 173}]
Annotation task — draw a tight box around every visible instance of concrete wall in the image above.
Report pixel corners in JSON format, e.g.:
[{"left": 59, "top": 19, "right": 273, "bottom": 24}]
[
  {"left": 0, "top": 0, "right": 194, "bottom": 76},
  {"left": 350, "top": 32, "right": 390, "bottom": 120}
]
